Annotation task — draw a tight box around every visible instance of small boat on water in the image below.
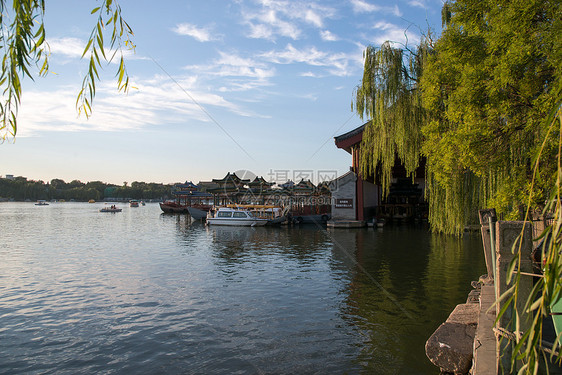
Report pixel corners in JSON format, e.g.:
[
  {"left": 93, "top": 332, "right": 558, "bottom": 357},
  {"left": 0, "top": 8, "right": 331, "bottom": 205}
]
[
  {"left": 225, "top": 204, "right": 288, "bottom": 225},
  {"left": 187, "top": 205, "right": 211, "bottom": 220},
  {"left": 88, "top": 199, "right": 96, "bottom": 203},
  {"left": 35, "top": 200, "right": 49, "bottom": 206},
  {"left": 160, "top": 182, "right": 213, "bottom": 214},
  {"left": 160, "top": 200, "right": 190, "bottom": 213},
  {"left": 100, "top": 205, "right": 122, "bottom": 213},
  {"left": 206, "top": 207, "right": 268, "bottom": 227},
  {"left": 130, "top": 200, "right": 139, "bottom": 207}
]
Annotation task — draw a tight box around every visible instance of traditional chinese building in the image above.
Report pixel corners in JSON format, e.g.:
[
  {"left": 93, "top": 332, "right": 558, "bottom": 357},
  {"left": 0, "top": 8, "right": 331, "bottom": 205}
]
[
  {"left": 247, "top": 176, "right": 275, "bottom": 195},
  {"left": 208, "top": 172, "right": 251, "bottom": 205},
  {"left": 332, "top": 122, "right": 426, "bottom": 223},
  {"left": 172, "top": 181, "right": 213, "bottom": 206}
]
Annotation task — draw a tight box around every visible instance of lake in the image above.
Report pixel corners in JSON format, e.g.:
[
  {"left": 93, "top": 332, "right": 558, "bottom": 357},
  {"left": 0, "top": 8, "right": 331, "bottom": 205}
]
[{"left": 0, "top": 202, "right": 486, "bottom": 374}]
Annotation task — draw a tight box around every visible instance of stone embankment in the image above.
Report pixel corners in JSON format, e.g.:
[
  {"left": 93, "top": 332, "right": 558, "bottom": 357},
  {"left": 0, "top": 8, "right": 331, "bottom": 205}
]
[
  {"left": 426, "top": 215, "right": 560, "bottom": 375},
  {"left": 426, "top": 277, "right": 493, "bottom": 374}
]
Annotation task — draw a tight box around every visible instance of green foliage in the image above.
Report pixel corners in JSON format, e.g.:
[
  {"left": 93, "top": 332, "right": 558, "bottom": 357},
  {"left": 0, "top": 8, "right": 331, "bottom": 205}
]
[
  {"left": 0, "top": 0, "right": 134, "bottom": 140},
  {"left": 77, "top": 1, "right": 135, "bottom": 118},
  {"left": 496, "top": 100, "right": 562, "bottom": 374},
  {"left": 0, "top": 0, "right": 47, "bottom": 140},
  {"left": 420, "top": 0, "right": 561, "bottom": 234},
  {"left": 355, "top": 0, "right": 562, "bottom": 235},
  {"left": 353, "top": 39, "right": 431, "bottom": 197}
]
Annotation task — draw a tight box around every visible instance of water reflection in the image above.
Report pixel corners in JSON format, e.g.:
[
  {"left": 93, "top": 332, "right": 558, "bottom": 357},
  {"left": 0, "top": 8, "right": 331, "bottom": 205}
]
[
  {"left": 0, "top": 204, "right": 485, "bottom": 374},
  {"left": 172, "top": 222, "right": 485, "bottom": 374},
  {"left": 329, "top": 227, "right": 485, "bottom": 373}
]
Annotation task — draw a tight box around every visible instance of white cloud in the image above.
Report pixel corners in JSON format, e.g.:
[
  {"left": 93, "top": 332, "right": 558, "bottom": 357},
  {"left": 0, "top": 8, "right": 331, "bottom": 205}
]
[
  {"left": 47, "top": 37, "right": 140, "bottom": 64},
  {"left": 320, "top": 30, "right": 339, "bottom": 41},
  {"left": 245, "top": 9, "right": 301, "bottom": 40},
  {"left": 48, "top": 37, "right": 84, "bottom": 58},
  {"left": 301, "top": 71, "right": 319, "bottom": 77},
  {"left": 242, "top": 0, "right": 337, "bottom": 41},
  {"left": 304, "top": 10, "right": 324, "bottom": 28},
  {"left": 214, "top": 52, "right": 275, "bottom": 80},
  {"left": 408, "top": 0, "right": 426, "bottom": 8},
  {"left": 172, "top": 23, "right": 218, "bottom": 42},
  {"left": 247, "top": 23, "right": 274, "bottom": 39},
  {"left": 183, "top": 51, "right": 276, "bottom": 93},
  {"left": 350, "top": 0, "right": 379, "bottom": 13},
  {"left": 16, "top": 72, "right": 257, "bottom": 137},
  {"left": 260, "top": 43, "right": 353, "bottom": 76},
  {"left": 349, "top": 0, "right": 402, "bottom": 17},
  {"left": 371, "top": 22, "right": 420, "bottom": 46},
  {"left": 374, "top": 21, "right": 396, "bottom": 31}
]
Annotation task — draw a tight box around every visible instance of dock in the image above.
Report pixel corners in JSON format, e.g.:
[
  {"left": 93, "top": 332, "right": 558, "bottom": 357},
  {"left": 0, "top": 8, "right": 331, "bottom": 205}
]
[{"left": 327, "top": 220, "right": 365, "bottom": 228}]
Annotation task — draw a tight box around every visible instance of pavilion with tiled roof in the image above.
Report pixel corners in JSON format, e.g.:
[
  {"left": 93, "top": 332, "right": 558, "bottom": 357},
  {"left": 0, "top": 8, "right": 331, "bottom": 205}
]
[
  {"left": 333, "top": 121, "right": 426, "bottom": 223},
  {"left": 208, "top": 172, "right": 250, "bottom": 204}
]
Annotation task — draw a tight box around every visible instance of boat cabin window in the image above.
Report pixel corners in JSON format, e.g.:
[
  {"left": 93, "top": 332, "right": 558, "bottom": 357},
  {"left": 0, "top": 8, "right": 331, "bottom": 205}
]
[
  {"left": 233, "top": 212, "right": 247, "bottom": 218},
  {"left": 217, "top": 211, "right": 232, "bottom": 218}
]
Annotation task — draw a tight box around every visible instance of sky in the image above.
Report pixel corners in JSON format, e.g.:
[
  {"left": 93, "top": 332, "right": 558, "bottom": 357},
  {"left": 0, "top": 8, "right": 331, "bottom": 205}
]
[{"left": 3, "top": 0, "right": 444, "bottom": 186}]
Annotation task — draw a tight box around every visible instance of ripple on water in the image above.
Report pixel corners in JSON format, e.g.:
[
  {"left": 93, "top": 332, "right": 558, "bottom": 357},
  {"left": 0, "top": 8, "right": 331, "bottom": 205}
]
[{"left": 0, "top": 203, "right": 486, "bottom": 374}]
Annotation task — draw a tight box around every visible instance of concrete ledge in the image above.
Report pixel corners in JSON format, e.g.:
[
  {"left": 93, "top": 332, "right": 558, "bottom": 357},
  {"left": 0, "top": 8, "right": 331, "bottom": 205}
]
[
  {"left": 473, "top": 284, "right": 497, "bottom": 375},
  {"left": 447, "top": 303, "right": 479, "bottom": 325},
  {"left": 327, "top": 220, "right": 365, "bottom": 228}
]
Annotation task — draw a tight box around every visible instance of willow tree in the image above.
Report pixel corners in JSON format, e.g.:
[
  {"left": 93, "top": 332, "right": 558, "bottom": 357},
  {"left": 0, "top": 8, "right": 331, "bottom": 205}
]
[
  {"left": 0, "top": 0, "right": 134, "bottom": 140},
  {"left": 352, "top": 38, "right": 432, "bottom": 198},
  {"left": 355, "top": 0, "right": 561, "bottom": 235},
  {"left": 420, "top": 0, "right": 562, "bottom": 234}
]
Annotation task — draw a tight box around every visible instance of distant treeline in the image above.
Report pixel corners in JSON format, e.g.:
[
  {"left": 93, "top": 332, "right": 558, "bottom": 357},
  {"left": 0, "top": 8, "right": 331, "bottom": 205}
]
[{"left": 0, "top": 177, "right": 174, "bottom": 202}]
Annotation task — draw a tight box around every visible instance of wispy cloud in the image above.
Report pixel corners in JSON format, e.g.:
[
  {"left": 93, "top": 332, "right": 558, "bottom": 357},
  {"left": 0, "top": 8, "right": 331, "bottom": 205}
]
[
  {"left": 300, "top": 71, "right": 319, "bottom": 78},
  {"left": 48, "top": 37, "right": 84, "bottom": 59},
  {"left": 304, "top": 9, "right": 324, "bottom": 28},
  {"left": 260, "top": 43, "right": 354, "bottom": 76},
  {"left": 47, "top": 37, "right": 141, "bottom": 64},
  {"left": 172, "top": 23, "right": 219, "bottom": 42},
  {"left": 17, "top": 73, "right": 256, "bottom": 137},
  {"left": 183, "top": 51, "right": 276, "bottom": 93},
  {"left": 349, "top": 0, "right": 402, "bottom": 17},
  {"left": 320, "top": 30, "right": 339, "bottom": 41},
  {"left": 245, "top": 9, "right": 301, "bottom": 40},
  {"left": 371, "top": 21, "right": 420, "bottom": 46},
  {"left": 408, "top": 0, "right": 427, "bottom": 8},
  {"left": 242, "top": 0, "right": 337, "bottom": 41}
]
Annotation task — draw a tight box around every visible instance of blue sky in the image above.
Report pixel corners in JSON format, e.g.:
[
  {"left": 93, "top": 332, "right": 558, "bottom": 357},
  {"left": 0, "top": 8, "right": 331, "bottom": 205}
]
[{"left": 4, "top": 0, "right": 443, "bottom": 186}]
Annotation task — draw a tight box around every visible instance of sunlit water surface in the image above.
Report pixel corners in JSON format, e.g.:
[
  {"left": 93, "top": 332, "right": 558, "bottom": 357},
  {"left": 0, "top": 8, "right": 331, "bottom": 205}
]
[{"left": 0, "top": 202, "right": 485, "bottom": 374}]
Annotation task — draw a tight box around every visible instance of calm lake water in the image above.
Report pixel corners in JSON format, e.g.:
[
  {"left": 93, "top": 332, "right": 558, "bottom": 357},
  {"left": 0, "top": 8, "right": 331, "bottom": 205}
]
[{"left": 0, "top": 202, "right": 486, "bottom": 374}]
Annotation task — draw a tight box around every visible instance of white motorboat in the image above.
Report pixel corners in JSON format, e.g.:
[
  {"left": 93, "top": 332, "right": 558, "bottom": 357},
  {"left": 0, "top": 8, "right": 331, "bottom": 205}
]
[
  {"left": 206, "top": 207, "right": 268, "bottom": 227},
  {"left": 224, "top": 204, "right": 288, "bottom": 225}
]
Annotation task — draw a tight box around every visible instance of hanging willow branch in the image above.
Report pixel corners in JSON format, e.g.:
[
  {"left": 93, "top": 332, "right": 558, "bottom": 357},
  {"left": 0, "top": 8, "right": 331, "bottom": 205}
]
[
  {"left": 0, "top": 0, "right": 135, "bottom": 140},
  {"left": 495, "top": 96, "right": 562, "bottom": 374},
  {"left": 77, "top": 0, "right": 135, "bottom": 118},
  {"left": 352, "top": 40, "right": 431, "bottom": 198},
  {"left": 0, "top": 0, "right": 47, "bottom": 140}
]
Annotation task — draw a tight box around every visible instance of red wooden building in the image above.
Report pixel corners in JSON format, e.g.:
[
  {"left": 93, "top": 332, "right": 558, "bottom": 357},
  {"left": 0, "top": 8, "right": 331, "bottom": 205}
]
[{"left": 333, "top": 122, "right": 426, "bottom": 223}]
